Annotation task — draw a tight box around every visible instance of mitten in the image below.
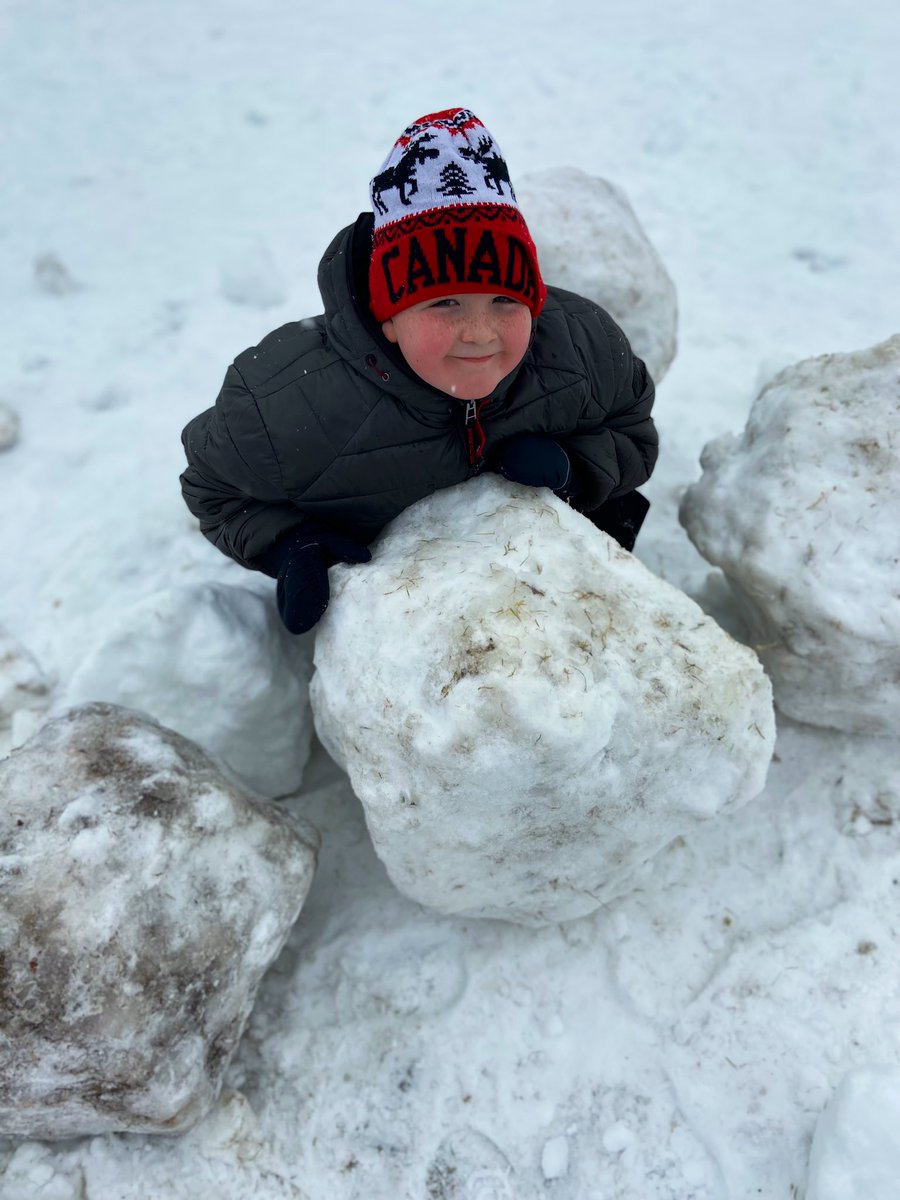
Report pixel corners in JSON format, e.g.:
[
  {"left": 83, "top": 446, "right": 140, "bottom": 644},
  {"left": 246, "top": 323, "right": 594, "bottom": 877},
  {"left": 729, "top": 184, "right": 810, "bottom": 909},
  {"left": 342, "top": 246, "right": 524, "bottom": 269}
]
[
  {"left": 255, "top": 522, "right": 371, "bottom": 635},
  {"left": 584, "top": 491, "right": 650, "bottom": 553},
  {"left": 492, "top": 434, "right": 572, "bottom": 496}
]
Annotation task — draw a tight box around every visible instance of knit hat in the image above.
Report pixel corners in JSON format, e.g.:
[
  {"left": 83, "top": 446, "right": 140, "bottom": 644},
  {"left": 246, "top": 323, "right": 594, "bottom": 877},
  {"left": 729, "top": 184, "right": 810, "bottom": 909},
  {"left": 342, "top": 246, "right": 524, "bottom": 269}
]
[{"left": 368, "top": 108, "right": 546, "bottom": 323}]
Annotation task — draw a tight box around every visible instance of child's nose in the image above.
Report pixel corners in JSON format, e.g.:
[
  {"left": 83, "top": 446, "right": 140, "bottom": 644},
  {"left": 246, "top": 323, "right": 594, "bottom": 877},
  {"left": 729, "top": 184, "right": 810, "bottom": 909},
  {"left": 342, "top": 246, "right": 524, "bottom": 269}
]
[{"left": 459, "top": 313, "right": 497, "bottom": 344}]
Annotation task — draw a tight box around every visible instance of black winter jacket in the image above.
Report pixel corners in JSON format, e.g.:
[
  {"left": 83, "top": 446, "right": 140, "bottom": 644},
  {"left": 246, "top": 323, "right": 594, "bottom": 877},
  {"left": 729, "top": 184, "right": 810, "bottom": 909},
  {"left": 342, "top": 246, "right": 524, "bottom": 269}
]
[{"left": 180, "top": 214, "right": 658, "bottom": 570}]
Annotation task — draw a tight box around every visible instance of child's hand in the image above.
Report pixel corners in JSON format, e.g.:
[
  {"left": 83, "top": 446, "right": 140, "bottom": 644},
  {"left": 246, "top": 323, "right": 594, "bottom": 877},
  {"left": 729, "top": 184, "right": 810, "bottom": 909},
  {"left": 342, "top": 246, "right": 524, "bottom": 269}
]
[
  {"left": 256, "top": 523, "right": 371, "bottom": 635},
  {"left": 492, "top": 434, "right": 571, "bottom": 495}
]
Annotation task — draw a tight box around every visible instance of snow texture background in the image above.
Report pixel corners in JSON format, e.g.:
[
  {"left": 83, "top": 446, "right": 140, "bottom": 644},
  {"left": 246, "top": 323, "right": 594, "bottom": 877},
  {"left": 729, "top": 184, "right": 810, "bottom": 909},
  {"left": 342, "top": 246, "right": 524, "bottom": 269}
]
[{"left": 1, "top": 0, "right": 899, "bottom": 1196}]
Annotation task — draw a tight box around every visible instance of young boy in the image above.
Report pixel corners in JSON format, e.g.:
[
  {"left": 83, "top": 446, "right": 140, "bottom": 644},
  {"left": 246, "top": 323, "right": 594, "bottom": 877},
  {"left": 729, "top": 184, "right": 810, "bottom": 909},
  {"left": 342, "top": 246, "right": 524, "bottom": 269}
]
[{"left": 180, "top": 108, "right": 658, "bottom": 634}]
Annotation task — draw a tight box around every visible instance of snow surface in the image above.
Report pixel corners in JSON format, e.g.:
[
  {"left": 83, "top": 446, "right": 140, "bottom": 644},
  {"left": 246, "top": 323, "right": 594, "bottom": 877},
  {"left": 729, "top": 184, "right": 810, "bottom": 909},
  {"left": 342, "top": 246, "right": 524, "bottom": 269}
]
[
  {"left": 680, "top": 333, "right": 900, "bottom": 736},
  {"left": 61, "top": 584, "right": 315, "bottom": 797},
  {"left": 518, "top": 166, "right": 678, "bottom": 381},
  {"left": 0, "top": 627, "right": 50, "bottom": 736},
  {"left": 806, "top": 1066, "right": 900, "bottom": 1200},
  {"left": 2, "top": 0, "right": 900, "bottom": 1195},
  {"left": 313, "top": 478, "right": 774, "bottom": 924}
]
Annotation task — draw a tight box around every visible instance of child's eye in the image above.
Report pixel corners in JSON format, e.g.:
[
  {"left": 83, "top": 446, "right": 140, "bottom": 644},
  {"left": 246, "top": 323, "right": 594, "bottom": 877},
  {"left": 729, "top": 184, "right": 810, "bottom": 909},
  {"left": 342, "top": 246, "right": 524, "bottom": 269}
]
[
  {"left": 493, "top": 296, "right": 522, "bottom": 306},
  {"left": 431, "top": 298, "right": 459, "bottom": 309}
]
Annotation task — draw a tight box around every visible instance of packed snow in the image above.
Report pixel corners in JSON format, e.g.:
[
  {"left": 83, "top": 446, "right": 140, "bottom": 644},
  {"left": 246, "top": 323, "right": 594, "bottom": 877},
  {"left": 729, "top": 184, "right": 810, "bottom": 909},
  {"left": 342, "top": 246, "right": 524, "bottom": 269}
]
[
  {"left": 518, "top": 166, "right": 678, "bottom": 381},
  {"left": 2, "top": 0, "right": 900, "bottom": 1196},
  {"left": 0, "top": 704, "right": 318, "bottom": 1139},
  {"left": 218, "top": 239, "right": 288, "bottom": 312},
  {"left": 680, "top": 333, "right": 900, "bottom": 735},
  {"left": 806, "top": 1066, "right": 900, "bottom": 1200},
  {"left": 0, "top": 627, "right": 50, "bottom": 742},
  {"left": 313, "top": 477, "right": 774, "bottom": 924},
  {"left": 62, "top": 583, "right": 315, "bottom": 796}
]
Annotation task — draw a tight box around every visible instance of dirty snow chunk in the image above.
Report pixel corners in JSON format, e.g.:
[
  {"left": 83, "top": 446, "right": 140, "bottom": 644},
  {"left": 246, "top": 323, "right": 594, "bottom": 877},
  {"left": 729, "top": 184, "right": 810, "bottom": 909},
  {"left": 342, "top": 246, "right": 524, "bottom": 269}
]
[
  {"left": 680, "top": 333, "right": 900, "bottom": 736},
  {"left": 219, "top": 240, "right": 286, "bottom": 309},
  {"left": 603, "top": 1122, "right": 636, "bottom": 1153},
  {"left": 806, "top": 1067, "right": 900, "bottom": 1200},
  {"left": 541, "top": 1135, "right": 570, "bottom": 1179},
  {"left": 0, "top": 626, "right": 51, "bottom": 730},
  {"left": 0, "top": 400, "right": 20, "bottom": 450},
  {"left": 0, "top": 703, "right": 319, "bottom": 1139},
  {"left": 311, "top": 476, "right": 774, "bottom": 925},
  {"left": 33, "top": 252, "right": 81, "bottom": 295},
  {"left": 518, "top": 167, "right": 677, "bottom": 382},
  {"left": 425, "top": 1128, "right": 517, "bottom": 1199},
  {"left": 62, "top": 584, "right": 314, "bottom": 797}
]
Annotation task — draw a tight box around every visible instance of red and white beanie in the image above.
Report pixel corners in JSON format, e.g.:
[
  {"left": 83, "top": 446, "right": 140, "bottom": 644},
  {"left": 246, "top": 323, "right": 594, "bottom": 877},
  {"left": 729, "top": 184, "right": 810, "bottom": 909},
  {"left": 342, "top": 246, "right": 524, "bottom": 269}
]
[{"left": 368, "top": 108, "right": 547, "bottom": 323}]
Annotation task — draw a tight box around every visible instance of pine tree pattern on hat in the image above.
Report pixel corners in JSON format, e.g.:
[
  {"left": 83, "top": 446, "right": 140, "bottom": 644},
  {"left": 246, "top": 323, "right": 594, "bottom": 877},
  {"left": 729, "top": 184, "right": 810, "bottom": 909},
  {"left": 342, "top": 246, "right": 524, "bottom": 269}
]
[{"left": 368, "top": 108, "right": 546, "bottom": 323}]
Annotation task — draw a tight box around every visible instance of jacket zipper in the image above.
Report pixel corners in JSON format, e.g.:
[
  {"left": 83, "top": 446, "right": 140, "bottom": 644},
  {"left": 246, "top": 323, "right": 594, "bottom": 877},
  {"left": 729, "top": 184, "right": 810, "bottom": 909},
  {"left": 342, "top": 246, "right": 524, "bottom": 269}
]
[
  {"left": 366, "top": 352, "right": 487, "bottom": 468},
  {"left": 464, "top": 399, "right": 487, "bottom": 469}
]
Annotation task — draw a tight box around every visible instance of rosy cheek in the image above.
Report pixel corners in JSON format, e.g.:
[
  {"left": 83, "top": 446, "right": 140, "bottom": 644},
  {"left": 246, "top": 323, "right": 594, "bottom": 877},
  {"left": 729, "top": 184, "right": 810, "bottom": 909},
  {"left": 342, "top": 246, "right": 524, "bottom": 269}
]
[{"left": 413, "top": 325, "right": 453, "bottom": 364}]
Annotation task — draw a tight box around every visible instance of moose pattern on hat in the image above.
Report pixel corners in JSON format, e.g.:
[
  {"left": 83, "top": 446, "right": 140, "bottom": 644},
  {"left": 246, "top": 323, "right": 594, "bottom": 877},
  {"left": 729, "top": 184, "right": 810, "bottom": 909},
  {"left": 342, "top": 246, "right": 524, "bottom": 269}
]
[
  {"left": 370, "top": 109, "right": 516, "bottom": 223},
  {"left": 368, "top": 108, "right": 546, "bottom": 322}
]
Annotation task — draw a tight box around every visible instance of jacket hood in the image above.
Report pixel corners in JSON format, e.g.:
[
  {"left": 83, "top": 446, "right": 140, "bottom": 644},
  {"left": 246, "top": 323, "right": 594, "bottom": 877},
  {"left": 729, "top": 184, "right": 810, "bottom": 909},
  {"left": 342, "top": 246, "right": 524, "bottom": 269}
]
[
  {"left": 317, "top": 214, "right": 384, "bottom": 366},
  {"left": 317, "top": 213, "right": 531, "bottom": 415}
]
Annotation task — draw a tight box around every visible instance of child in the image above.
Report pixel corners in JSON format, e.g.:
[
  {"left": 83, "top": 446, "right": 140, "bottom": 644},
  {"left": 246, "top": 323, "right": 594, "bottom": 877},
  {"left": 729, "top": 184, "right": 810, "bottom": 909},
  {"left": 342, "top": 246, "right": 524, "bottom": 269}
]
[{"left": 180, "top": 108, "right": 658, "bottom": 634}]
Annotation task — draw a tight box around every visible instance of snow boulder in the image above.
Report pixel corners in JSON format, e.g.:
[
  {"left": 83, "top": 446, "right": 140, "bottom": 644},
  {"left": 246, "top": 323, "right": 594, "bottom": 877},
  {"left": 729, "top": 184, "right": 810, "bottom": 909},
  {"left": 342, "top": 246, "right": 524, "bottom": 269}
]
[
  {"left": 518, "top": 167, "right": 677, "bottom": 381},
  {"left": 311, "top": 477, "right": 774, "bottom": 926},
  {"left": 0, "top": 702, "right": 318, "bottom": 1139},
  {"left": 680, "top": 333, "right": 900, "bottom": 736},
  {"left": 62, "top": 583, "right": 314, "bottom": 797},
  {"left": 806, "top": 1067, "right": 900, "bottom": 1200}
]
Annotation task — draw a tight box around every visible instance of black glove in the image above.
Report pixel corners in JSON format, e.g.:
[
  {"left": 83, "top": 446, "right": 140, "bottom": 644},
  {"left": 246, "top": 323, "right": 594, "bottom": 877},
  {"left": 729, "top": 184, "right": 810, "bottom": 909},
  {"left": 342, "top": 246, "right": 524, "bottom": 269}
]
[
  {"left": 255, "top": 522, "right": 371, "bottom": 635},
  {"left": 583, "top": 491, "right": 650, "bottom": 553},
  {"left": 492, "top": 434, "right": 572, "bottom": 497}
]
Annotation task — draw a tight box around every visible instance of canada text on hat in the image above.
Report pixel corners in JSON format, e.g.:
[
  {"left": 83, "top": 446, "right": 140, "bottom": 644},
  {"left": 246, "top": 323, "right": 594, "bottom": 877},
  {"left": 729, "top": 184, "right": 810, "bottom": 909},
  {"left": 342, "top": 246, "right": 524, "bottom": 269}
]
[{"left": 368, "top": 108, "right": 546, "bottom": 322}]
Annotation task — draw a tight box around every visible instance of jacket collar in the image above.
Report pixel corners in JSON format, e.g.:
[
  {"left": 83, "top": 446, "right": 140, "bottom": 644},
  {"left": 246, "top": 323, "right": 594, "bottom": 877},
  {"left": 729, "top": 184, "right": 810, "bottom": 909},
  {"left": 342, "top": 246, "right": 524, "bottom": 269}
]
[{"left": 318, "top": 213, "right": 531, "bottom": 415}]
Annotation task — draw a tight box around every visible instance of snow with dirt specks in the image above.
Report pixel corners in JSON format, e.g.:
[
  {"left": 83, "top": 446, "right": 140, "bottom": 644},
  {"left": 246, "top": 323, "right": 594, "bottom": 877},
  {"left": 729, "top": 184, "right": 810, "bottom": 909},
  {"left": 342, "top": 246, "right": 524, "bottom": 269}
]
[{"left": 2, "top": 0, "right": 900, "bottom": 1195}]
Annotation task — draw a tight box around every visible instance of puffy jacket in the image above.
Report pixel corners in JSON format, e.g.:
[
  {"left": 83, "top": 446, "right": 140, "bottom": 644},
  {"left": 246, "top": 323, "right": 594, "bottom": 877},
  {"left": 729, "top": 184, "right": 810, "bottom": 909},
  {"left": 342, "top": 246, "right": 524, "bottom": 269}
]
[{"left": 180, "top": 213, "right": 658, "bottom": 569}]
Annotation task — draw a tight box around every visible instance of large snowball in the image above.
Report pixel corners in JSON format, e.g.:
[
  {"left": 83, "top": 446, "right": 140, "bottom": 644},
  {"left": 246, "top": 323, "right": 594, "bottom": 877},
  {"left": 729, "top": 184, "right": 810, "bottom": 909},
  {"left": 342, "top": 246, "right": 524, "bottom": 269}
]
[
  {"left": 680, "top": 333, "right": 900, "bottom": 736},
  {"left": 0, "top": 703, "right": 318, "bottom": 1139},
  {"left": 518, "top": 167, "right": 677, "bottom": 381},
  {"left": 62, "top": 583, "right": 314, "bottom": 796},
  {"left": 311, "top": 477, "right": 774, "bottom": 926}
]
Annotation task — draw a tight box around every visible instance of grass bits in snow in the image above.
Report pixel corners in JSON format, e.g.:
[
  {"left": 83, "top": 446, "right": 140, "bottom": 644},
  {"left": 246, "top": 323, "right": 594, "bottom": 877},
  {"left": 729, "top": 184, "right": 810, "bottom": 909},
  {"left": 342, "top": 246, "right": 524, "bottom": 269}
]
[
  {"left": 311, "top": 477, "right": 774, "bottom": 925},
  {"left": 680, "top": 332, "right": 900, "bottom": 736}
]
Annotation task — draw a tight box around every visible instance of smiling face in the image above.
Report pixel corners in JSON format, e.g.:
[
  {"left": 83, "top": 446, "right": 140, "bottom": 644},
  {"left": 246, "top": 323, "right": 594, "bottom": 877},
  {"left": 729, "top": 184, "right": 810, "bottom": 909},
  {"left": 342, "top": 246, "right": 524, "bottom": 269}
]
[{"left": 381, "top": 293, "right": 533, "bottom": 401}]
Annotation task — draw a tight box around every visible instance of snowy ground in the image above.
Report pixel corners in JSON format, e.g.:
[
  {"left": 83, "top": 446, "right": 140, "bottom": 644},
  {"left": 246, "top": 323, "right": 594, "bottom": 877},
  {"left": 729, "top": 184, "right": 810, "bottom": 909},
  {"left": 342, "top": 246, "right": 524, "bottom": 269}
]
[{"left": 2, "top": 1, "right": 899, "bottom": 1196}]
